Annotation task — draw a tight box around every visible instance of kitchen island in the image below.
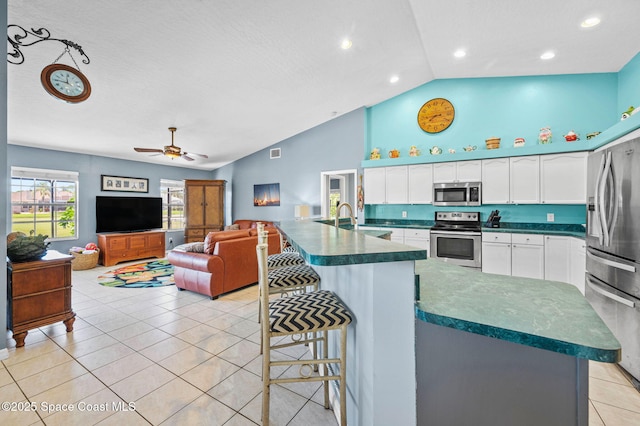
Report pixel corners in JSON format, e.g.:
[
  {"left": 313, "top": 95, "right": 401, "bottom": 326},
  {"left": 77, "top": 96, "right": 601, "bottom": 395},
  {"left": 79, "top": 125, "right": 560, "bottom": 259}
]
[
  {"left": 277, "top": 220, "right": 426, "bottom": 426},
  {"left": 415, "top": 259, "right": 620, "bottom": 426}
]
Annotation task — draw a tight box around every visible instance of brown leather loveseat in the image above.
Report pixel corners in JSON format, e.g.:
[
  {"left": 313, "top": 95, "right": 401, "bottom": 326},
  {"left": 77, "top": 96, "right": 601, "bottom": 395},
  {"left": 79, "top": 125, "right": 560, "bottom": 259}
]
[{"left": 168, "top": 226, "right": 281, "bottom": 299}]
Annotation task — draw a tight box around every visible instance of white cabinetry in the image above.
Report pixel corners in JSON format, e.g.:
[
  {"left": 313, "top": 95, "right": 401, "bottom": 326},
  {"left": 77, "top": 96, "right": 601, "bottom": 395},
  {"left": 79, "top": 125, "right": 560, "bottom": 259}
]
[
  {"left": 540, "top": 152, "right": 588, "bottom": 204},
  {"left": 387, "top": 228, "right": 405, "bottom": 244},
  {"left": 570, "top": 238, "right": 586, "bottom": 294},
  {"left": 510, "top": 156, "right": 540, "bottom": 204},
  {"left": 544, "top": 236, "right": 571, "bottom": 283},
  {"left": 404, "top": 229, "right": 430, "bottom": 257},
  {"left": 481, "top": 158, "right": 510, "bottom": 204},
  {"left": 364, "top": 166, "right": 408, "bottom": 204},
  {"left": 408, "top": 164, "right": 433, "bottom": 204},
  {"left": 511, "top": 233, "right": 544, "bottom": 279},
  {"left": 433, "top": 160, "right": 481, "bottom": 183},
  {"left": 363, "top": 168, "right": 386, "bottom": 204},
  {"left": 481, "top": 233, "right": 512, "bottom": 276},
  {"left": 385, "top": 166, "right": 408, "bottom": 204}
]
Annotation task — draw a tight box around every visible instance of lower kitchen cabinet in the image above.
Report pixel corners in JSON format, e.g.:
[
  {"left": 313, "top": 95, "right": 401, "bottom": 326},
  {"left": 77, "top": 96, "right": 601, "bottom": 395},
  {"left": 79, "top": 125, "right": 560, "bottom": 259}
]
[
  {"left": 570, "top": 238, "right": 586, "bottom": 294},
  {"left": 544, "top": 236, "right": 571, "bottom": 283},
  {"left": 404, "top": 229, "right": 431, "bottom": 258},
  {"left": 481, "top": 233, "right": 512, "bottom": 276},
  {"left": 510, "top": 234, "right": 545, "bottom": 279}
]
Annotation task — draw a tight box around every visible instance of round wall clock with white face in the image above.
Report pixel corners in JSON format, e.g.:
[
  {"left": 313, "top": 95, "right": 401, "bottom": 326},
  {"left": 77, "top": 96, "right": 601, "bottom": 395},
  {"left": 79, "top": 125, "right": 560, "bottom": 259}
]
[{"left": 40, "top": 63, "right": 91, "bottom": 103}]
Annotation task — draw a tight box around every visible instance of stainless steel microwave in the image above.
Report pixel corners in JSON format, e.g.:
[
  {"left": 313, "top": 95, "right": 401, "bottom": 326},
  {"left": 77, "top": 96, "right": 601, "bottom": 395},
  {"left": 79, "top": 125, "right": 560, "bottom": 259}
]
[{"left": 433, "top": 182, "right": 481, "bottom": 206}]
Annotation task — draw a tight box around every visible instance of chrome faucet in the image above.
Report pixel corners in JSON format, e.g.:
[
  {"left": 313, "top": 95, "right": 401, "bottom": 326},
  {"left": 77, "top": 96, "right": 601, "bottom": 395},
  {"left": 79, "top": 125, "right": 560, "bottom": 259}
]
[{"left": 335, "top": 202, "right": 356, "bottom": 228}]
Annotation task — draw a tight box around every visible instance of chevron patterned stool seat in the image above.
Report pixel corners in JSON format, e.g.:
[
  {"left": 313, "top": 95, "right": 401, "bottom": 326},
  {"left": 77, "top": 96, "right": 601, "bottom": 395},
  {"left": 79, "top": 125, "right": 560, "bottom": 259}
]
[
  {"left": 269, "top": 289, "right": 352, "bottom": 333},
  {"left": 267, "top": 252, "right": 305, "bottom": 269},
  {"left": 267, "top": 263, "right": 320, "bottom": 290},
  {"left": 257, "top": 243, "right": 350, "bottom": 426},
  {"left": 281, "top": 246, "right": 298, "bottom": 253}
]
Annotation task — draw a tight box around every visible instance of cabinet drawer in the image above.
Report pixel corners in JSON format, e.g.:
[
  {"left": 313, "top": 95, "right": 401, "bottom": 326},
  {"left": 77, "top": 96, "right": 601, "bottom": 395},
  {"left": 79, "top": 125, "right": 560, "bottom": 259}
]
[
  {"left": 511, "top": 233, "right": 544, "bottom": 245},
  {"left": 12, "top": 266, "right": 68, "bottom": 296},
  {"left": 13, "top": 290, "right": 66, "bottom": 324},
  {"left": 482, "top": 232, "right": 511, "bottom": 243},
  {"left": 107, "top": 238, "right": 128, "bottom": 250},
  {"left": 405, "top": 229, "right": 430, "bottom": 239},
  {"left": 187, "top": 229, "right": 205, "bottom": 237}
]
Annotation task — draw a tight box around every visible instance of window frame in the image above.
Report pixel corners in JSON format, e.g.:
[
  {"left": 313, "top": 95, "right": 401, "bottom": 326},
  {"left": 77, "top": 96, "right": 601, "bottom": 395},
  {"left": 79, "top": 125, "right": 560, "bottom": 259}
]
[
  {"left": 160, "top": 179, "right": 185, "bottom": 231},
  {"left": 10, "top": 167, "right": 79, "bottom": 242}
]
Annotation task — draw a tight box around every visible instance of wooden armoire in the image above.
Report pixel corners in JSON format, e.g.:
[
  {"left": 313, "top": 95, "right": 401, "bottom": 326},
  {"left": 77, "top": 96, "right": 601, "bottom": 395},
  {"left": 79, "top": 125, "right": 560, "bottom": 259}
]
[{"left": 184, "top": 179, "right": 226, "bottom": 242}]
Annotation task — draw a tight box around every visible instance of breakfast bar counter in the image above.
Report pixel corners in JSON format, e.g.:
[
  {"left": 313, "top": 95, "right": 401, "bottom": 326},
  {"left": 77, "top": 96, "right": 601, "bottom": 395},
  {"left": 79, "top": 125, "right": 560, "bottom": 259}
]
[
  {"left": 414, "top": 259, "right": 620, "bottom": 426},
  {"left": 277, "top": 220, "right": 426, "bottom": 426}
]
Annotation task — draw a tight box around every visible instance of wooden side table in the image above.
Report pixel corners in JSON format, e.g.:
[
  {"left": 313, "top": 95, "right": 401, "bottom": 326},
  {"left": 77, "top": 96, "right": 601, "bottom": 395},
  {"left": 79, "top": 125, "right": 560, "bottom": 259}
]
[{"left": 7, "top": 250, "right": 76, "bottom": 347}]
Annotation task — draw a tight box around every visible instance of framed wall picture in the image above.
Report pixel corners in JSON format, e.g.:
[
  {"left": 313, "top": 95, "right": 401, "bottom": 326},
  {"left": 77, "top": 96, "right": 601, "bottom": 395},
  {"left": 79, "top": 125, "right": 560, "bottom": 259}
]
[
  {"left": 254, "top": 183, "right": 280, "bottom": 206},
  {"left": 101, "top": 175, "right": 149, "bottom": 193}
]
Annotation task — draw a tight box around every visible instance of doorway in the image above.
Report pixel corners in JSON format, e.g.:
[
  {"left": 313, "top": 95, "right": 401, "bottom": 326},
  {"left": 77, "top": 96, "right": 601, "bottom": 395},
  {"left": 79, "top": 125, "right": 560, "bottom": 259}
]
[{"left": 320, "top": 169, "right": 359, "bottom": 221}]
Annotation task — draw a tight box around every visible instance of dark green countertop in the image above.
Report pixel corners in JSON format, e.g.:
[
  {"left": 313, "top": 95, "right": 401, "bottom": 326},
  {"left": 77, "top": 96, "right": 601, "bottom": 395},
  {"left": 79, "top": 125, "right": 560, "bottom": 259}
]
[
  {"left": 414, "top": 259, "right": 620, "bottom": 362},
  {"left": 277, "top": 220, "right": 426, "bottom": 266}
]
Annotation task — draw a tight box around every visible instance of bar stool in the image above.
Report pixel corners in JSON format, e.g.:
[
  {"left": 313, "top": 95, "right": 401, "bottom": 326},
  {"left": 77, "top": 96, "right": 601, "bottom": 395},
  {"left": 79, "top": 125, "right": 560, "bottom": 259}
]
[{"left": 257, "top": 242, "right": 351, "bottom": 426}]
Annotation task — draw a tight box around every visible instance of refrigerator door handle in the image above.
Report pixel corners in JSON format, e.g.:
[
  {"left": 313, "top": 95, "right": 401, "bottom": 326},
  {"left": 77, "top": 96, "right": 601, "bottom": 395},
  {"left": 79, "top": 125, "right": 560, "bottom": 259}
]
[
  {"left": 587, "top": 276, "right": 636, "bottom": 308},
  {"left": 599, "top": 151, "right": 613, "bottom": 247},
  {"left": 594, "top": 154, "right": 606, "bottom": 245},
  {"left": 587, "top": 250, "right": 637, "bottom": 273}
]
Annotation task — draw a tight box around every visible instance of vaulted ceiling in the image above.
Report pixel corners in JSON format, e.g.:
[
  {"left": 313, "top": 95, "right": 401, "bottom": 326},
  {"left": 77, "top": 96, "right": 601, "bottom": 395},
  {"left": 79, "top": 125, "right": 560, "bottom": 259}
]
[{"left": 7, "top": 0, "right": 640, "bottom": 170}]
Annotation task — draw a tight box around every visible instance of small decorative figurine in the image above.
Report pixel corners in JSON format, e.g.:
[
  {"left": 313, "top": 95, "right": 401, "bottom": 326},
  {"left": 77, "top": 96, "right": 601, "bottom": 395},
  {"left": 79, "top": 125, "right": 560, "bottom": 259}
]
[
  {"left": 586, "top": 132, "right": 601, "bottom": 140},
  {"left": 448, "top": 148, "right": 456, "bottom": 154},
  {"left": 463, "top": 145, "right": 477, "bottom": 152},
  {"left": 564, "top": 130, "right": 579, "bottom": 142},
  {"left": 409, "top": 145, "right": 421, "bottom": 157},
  {"left": 538, "top": 127, "right": 552, "bottom": 144},
  {"left": 388, "top": 149, "right": 400, "bottom": 158},
  {"left": 513, "top": 137, "right": 525, "bottom": 147},
  {"left": 429, "top": 146, "right": 442, "bottom": 155},
  {"left": 621, "top": 106, "right": 635, "bottom": 120},
  {"left": 370, "top": 148, "right": 381, "bottom": 160}
]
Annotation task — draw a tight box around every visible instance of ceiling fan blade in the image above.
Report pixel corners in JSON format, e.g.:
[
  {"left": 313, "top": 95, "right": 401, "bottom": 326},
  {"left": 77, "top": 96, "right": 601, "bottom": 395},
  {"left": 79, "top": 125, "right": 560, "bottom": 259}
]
[
  {"left": 134, "top": 147, "right": 164, "bottom": 153},
  {"left": 181, "top": 154, "right": 195, "bottom": 161},
  {"left": 183, "top": 152, "right": 209, "bottom": 159}
]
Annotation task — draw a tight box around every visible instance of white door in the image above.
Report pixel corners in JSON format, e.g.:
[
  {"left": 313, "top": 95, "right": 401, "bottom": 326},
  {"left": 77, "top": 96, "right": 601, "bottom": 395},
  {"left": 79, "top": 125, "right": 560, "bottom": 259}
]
[
  {"left": 481, "top": 158, "right": 510, "bottom": 204},
  {"left": 364, "top": 168, "right": 386, "bottom": 204},
  {"left": 456, "top": 160, "right": 482, "bottom": 182},
  {"left": 544, "top": 235, "right": 571, "bottom": 283},
  {"left": 570, "top": 237, "right": 586, "bottom": 294},
  {"left": 540, "top": 152, "right": 588, "bottom": 204},
  {"left": 482, "top": 242, "right": 512, "bottom": 275},
  {"left": 511, "top": 234, "right": 544, "bottom": 279},
  {"left": 432, "top": 162, "right": 457, "bottom": 183},
  {"left": 510, "top": 156, "right": 540, "bottom": 204},
  {"left": 408, "top": 164, "right": 433, "bottom": 204},
  {"left": 385, "top": 166, "right": 408, "bottom": 204}
]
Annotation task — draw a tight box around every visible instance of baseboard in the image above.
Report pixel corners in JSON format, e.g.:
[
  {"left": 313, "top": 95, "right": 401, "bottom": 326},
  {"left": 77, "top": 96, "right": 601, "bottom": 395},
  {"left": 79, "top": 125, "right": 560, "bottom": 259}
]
[{"left": 0, "top": 347, "right": 9, "bottom": 361}]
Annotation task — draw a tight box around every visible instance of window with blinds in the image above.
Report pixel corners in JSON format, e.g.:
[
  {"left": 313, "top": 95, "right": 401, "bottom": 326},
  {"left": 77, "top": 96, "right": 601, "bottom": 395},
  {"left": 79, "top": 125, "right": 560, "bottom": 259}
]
[{"left": 160, "top": 179, "right": 185, "bottom": 230}]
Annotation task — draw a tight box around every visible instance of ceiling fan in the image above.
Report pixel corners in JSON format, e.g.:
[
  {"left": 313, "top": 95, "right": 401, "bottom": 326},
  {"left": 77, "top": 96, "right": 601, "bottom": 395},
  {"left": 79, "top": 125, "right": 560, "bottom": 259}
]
[{"left": 134, "top": 127, "right": 208, "bottom": 161}]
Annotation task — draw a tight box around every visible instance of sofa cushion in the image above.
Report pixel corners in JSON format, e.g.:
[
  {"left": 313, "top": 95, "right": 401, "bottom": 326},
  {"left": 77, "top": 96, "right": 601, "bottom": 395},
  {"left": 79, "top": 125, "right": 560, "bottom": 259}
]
[
  {"left": 204, "top": 230, "right": 251, "bottom": 254},
  {"left": 224, "top": 224, "right": 240, "bottom": 231},
  {"left": 173, "top": 242, "right": 205, "bottom": 253},
  {"left": 233, "top": 219, "right": 276, "bottom": 229},
  {"left": 248, "top": 227, "right": 279, "bottom": 237}
]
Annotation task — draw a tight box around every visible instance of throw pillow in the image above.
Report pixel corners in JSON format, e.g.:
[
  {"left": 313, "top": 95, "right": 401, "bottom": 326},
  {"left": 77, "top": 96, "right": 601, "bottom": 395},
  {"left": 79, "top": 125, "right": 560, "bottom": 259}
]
[
  {"left": 185, "top": 242, "right": 205, "bottom": 253},
  {"left": 224, "top": 224, "right": 240, "bottom": 231}
]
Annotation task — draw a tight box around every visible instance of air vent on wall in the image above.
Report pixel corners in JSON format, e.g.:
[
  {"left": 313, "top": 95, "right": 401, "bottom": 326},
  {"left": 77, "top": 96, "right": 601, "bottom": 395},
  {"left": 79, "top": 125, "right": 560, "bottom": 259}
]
[{"left": 270, "top": 148, "right": 281, "bottom": 159}]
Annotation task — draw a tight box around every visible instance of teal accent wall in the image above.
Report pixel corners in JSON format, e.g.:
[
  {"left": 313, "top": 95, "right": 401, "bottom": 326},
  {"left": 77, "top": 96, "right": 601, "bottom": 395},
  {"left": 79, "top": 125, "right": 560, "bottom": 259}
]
[
  {"left": 367, "top": 73, "right": 618, "bottom": 158},
  {"left": 618, "top": 51, "right": 640, "bottom": 114},
  {"left": 366, "top": 204, "right": 585, "bottom": 225}
]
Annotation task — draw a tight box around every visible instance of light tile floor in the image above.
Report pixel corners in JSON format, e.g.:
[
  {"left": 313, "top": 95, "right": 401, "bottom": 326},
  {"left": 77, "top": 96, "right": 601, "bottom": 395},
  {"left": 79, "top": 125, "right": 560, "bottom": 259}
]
[{"left": 1, "top": 260, "right": 639, "bottom": 425}]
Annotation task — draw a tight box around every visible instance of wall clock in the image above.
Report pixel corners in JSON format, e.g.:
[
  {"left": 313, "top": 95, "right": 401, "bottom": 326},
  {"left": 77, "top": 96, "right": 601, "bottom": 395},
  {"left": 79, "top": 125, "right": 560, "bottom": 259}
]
[
  {"left": 40, "top": 63, "right": 91, "bottom": 103},
  {"left": 417, "top": 98, "right": 455, "bottom": 133}
]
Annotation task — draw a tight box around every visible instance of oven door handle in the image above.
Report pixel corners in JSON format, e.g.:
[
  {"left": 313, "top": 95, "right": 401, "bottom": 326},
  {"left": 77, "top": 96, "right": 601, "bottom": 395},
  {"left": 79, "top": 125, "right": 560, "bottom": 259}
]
[
  {"left": 586, "top": 276, "right": 635, "bottom": 308},
  {"left": 430, "top": 230, "right": 482, "bottom": 237}
]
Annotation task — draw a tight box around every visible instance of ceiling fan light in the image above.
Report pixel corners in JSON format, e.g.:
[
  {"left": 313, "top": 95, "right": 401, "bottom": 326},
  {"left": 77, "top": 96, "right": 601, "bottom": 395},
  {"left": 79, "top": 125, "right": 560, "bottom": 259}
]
[{"left": 164, "top": 151, "right": 181, "bottom": 159}]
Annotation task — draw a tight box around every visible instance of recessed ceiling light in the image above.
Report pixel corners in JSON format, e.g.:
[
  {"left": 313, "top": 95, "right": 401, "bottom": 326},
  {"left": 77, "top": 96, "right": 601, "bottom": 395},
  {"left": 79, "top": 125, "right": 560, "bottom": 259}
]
[
  {"left": 581, "top": 17, "right": 601, "bottom": 28},
  {"left": 340, "top": 38, "right": 353, "bottom": 50},
  {"left": 540, "top": 51, "right": 555, "bottom": 60},
  {"left": 453, "top": 49, "right": 466, "bottom": 58},
  {"left": 389, "top": 75, "right": 399, "bottom": 84}
]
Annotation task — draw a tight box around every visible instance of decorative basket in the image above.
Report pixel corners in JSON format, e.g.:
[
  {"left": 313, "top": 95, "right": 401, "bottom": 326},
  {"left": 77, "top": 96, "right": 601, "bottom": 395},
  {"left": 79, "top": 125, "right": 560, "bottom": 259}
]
[
  {"left": 485, "top": 137, "right": 501, "bottom": 149},
  {"left": 70, "top": 249, "right": 100, "bottom": 270}
]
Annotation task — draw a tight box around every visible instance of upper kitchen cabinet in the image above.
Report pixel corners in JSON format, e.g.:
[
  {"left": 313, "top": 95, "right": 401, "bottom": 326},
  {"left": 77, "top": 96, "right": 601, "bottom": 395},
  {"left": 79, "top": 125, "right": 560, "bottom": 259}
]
[
  {"left": 481, "top": 157, "right": 510, "bottom": 204},
  {"left": 433, "top": 160, "right": 481, "bottom": 183},
  {"left": 408, "top": 164, "right": 433, "bottom": 204},
  {"left": 540, "top": 152, "right": 588, "bottom": 204},
  {"left": 510, "top": 156, "right": 540, "bottom": 204},
  {"left": 364, "top": 166, "right": 408, "bottom": 204}
]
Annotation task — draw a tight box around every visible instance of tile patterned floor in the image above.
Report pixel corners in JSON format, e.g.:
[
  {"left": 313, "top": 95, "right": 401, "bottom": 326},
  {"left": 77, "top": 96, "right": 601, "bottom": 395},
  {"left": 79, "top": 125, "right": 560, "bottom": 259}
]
[{"left": 1, "top": 260, "right": 639, "bottom": 425}]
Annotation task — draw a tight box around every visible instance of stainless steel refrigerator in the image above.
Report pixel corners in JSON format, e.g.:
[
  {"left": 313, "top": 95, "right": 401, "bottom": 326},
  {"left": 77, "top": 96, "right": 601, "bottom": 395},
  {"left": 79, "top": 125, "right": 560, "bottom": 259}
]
[{"left": 586, "top": 131, "right": 640, "bottom": 388}]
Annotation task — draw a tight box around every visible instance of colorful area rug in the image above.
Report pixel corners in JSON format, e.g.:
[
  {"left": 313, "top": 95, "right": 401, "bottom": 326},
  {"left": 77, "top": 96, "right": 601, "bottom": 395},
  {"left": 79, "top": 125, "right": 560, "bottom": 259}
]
[{"left": 98, "top": 259, "right": 175, "bottom": 288}]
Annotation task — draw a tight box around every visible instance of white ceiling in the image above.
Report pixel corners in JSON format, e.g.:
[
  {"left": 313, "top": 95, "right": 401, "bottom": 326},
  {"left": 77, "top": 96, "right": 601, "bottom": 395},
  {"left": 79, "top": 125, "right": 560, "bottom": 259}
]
[{"left": 7, "top": 0, "right": 640, "bottom": 170}]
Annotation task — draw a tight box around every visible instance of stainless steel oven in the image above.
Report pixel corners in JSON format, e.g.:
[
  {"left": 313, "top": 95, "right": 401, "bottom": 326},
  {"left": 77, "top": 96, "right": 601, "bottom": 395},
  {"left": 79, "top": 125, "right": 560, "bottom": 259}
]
[{"left": 430, "top": 211, "right": 482, "bottom": 269}]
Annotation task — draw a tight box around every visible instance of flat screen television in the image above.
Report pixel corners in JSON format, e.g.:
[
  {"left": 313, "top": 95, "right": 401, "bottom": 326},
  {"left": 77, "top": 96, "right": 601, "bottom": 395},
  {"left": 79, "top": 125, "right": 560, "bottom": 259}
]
[{"left": 96, "top": 196, "right": 163, "bottom": 233}]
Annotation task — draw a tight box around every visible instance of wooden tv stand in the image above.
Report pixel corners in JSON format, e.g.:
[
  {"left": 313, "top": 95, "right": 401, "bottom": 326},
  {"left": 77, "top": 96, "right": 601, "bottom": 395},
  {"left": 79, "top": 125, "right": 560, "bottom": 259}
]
[{"left": 97, "top": 230, "right": 166, "bottom": 266}]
